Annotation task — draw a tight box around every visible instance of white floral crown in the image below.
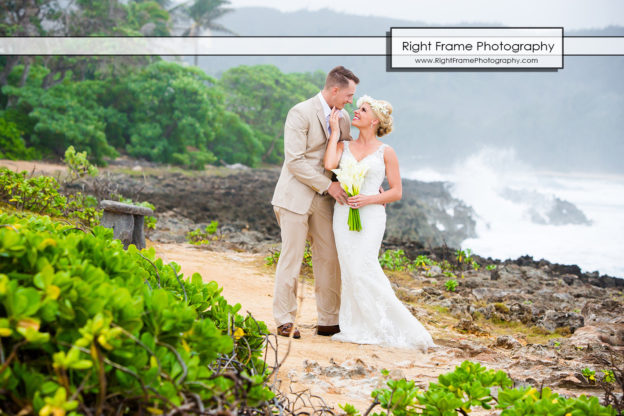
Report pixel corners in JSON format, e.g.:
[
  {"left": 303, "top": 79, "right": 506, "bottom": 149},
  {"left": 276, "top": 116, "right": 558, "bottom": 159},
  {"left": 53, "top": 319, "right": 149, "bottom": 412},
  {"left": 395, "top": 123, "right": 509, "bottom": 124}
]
[{"left": 356, "top": 95, "right": 390, "bottom": 117}]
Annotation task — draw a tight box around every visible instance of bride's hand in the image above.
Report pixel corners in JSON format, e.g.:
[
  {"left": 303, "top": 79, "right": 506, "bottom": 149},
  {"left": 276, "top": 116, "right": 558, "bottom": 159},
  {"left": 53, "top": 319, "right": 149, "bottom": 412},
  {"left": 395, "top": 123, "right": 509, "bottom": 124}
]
[
  {"left": 348, "top": 194, "right": 371, "bottom": 208},
  {"left": 329, "top": 107, "right": 340, "bottom": 137}
]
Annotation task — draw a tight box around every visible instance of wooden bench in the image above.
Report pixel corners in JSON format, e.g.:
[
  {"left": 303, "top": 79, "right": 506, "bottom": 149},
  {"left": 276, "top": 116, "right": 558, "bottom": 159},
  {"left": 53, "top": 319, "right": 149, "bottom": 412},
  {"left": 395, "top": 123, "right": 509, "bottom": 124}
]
[{"left": 100, "top": 200, "right": 154, "bottom": 250}]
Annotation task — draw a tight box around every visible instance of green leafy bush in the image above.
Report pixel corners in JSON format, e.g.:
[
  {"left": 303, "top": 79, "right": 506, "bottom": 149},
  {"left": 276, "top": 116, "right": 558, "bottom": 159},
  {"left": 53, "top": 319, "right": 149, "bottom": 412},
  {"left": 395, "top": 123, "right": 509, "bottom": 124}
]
[
  {"left": 186, "top": 220, "right": 220, "bottom": 245},
  {"left": 0, "top": 116, "right": 40, "bottom": 160},
  {"left": 0, "top": 211, "right": 273, "bottom": 414},
  {"left": 63, "top": 145, "right": 99, "bottom": 181},
  {"left": 1, "top": 167, "right": 157, "bottom": 230},
  {"left": 265, "top": 243, "right": 313, "bottom": 269},
  {"left": 341, "top": 361, "right": 616, "bottom": 416},
  {"left": 584, "top": 367, "right": 598, "bottom": 382},
  {"left": 445, "top": 279, "right": 458, "bottom": 292},
  {"left": 3, "top": 78, "right": 119, "bottom": 165},
  {"left": 0, "top": 168, "right": 101, "bottom": 226},
  {"left": 414, "top": 254, "right": 435, "bottom": 269},
  {"left": 456, "top": 248, "right": 481, "bottom": 271},
  {"left": 379, "top": 249, "right": 414, "bottom": 271}
]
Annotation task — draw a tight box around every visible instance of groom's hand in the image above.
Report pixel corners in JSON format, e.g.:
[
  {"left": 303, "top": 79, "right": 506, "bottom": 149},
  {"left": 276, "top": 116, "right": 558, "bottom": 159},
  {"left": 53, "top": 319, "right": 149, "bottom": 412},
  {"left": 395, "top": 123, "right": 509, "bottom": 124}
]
[{"left": 328, "top": 181, "right": 348, "bottom": 205}]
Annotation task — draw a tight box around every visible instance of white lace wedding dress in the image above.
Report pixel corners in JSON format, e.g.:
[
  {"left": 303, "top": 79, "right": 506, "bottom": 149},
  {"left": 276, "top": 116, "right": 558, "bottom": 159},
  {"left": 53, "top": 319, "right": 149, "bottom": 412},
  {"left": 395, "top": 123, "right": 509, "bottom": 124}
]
[{"left": 331, "top": 141, "right": 435, "bottom": 351}]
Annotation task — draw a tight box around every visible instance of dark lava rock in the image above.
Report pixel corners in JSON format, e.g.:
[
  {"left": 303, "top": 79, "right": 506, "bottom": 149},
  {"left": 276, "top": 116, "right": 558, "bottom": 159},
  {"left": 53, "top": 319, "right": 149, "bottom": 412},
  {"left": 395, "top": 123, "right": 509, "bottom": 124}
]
[
  {"left": 538, "top": 311, "right": 584, "bottom": 333},
  {"left": 500, "top": 188, "right": 591, "bottom": 226},
  {"left": 383, "top": 179, "right": 477, "bottom": 247},
  {"left": 494, "top": 335, "right": 522, "bottom": 349},
  {"left": 73, "top": 168, "right": 478, "bottom": 249},
  {"left": 453, "top": 319, "right": 489, "bottom": 337},
  {"left": 490, "top": 269, "right": 500, "bottom": 280}
]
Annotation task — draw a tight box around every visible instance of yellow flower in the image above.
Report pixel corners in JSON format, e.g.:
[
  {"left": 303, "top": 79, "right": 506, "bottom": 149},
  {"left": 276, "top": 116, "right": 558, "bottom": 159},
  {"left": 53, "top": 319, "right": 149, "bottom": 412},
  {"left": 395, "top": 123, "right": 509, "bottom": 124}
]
[
  {"left": 234, "top": 327, "right": 245, "bottom": 340},
  {"left": 39, "top": 404, "right": 65, "bottom": 416}
]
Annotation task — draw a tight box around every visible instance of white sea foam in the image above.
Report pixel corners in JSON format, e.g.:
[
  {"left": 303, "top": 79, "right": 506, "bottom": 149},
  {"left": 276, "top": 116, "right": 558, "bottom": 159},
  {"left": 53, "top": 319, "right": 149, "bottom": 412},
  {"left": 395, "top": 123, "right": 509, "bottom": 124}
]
[{"left": 406, "top": 147, "right": 624, "bottom": 278}]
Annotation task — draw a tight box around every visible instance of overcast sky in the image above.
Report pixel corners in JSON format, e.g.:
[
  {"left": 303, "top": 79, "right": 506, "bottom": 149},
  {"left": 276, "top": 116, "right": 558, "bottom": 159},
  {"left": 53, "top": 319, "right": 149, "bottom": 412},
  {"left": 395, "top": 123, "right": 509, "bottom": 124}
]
[{"left": 228, "top": 0, "right": 624, "bottom": 31}]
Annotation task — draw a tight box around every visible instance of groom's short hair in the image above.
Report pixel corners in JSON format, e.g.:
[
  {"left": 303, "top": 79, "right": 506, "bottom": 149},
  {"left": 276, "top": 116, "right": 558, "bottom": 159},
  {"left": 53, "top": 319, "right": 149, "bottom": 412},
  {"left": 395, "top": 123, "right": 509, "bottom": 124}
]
[{"left": 325, "top": 66, "right": 360, "bottom": 89}]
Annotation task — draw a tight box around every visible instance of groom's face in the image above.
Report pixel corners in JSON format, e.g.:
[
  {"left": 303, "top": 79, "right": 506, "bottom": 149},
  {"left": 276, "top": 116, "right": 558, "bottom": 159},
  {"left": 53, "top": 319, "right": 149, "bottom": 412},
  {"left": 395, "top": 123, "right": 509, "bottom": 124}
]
[{"left": 331, "top": 80, "right": 357, "bottom": 110}]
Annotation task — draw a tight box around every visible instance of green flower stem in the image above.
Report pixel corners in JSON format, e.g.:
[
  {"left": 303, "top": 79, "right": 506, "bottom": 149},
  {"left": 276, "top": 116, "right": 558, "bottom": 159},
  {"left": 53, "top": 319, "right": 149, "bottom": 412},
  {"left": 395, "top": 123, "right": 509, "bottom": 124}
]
[
  {"left": 348, "top": 208, "right": 362, "bottom": 231},
  {"left": 346, "top": 191, "right": 363, "bottom": 231}
]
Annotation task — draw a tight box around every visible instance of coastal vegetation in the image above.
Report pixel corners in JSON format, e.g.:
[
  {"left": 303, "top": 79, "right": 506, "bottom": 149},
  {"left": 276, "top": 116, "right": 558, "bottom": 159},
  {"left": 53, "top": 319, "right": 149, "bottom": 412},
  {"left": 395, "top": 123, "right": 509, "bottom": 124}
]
[
  {"left": 0, "top": 210, "right": 274, "bottom": 414},
  {"left": 341, "top": 361, "right": 618, "bottom": 416},
  {"left": 1, "top": 158, "right": 623, "bottom": 414},
  {"left": 1, "top": 1, "right": 325, "bottom": 169}
]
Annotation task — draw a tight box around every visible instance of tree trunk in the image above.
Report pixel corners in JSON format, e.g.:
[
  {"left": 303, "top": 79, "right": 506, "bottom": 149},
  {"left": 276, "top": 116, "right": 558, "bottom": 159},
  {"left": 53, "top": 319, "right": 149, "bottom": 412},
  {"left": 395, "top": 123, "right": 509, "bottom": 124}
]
[
  {"left": 42, "top": 62, "right": 69, "bottom": 90},
  {"left": 0, "top": 56, "right": 20, "bottom": 87},
  {"left": 262, "top": 133, "right": 280, "bottom": 162},
  {"left": 19, "top": 58, "right": 31, "bottom": 87}
]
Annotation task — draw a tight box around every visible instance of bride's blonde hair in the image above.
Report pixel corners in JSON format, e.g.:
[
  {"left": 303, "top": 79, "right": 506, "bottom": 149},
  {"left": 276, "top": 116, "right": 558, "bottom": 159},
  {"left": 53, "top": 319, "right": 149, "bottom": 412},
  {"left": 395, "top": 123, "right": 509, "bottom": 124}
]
[{"left": 356, "top": 95, "right": 393, "bottom": 137}]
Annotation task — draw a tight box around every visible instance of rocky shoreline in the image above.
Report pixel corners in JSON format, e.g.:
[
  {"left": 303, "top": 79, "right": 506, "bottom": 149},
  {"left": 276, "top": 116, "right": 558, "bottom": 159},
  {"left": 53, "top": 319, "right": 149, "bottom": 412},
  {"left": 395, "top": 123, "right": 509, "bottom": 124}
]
[
  {"left": 78, "top": 166, "right": 478, "bottom": 247},
  {"left": 75, "top": 163, "right": 622, "bottom": 282}
]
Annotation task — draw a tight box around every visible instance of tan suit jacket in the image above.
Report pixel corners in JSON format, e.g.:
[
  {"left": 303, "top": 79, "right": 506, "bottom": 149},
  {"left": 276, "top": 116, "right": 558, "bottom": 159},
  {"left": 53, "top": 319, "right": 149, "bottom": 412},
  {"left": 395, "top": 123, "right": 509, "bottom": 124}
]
[{"left": 272, "top": 95, "right": 352, "bottom": 214}]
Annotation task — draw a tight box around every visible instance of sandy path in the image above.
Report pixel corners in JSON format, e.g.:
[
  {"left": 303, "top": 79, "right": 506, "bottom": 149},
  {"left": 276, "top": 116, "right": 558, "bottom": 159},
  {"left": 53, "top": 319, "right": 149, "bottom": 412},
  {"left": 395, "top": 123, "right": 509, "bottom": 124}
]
[
  {"left": 152, "top": 242, "right": 476, "bottom": 412},
  {"left": 0, "top": 159, "right": 68, "bottom": 176}
]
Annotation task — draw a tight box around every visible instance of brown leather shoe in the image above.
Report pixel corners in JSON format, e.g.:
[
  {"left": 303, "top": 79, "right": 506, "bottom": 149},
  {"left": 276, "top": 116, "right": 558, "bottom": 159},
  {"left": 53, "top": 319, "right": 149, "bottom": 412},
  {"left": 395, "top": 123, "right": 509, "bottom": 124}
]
[
  {"left": 316, "top": 325, "right": 340, "bottom": 336},
  {"left": 277, "top": 323, "right": 301, "bottom": 339}
]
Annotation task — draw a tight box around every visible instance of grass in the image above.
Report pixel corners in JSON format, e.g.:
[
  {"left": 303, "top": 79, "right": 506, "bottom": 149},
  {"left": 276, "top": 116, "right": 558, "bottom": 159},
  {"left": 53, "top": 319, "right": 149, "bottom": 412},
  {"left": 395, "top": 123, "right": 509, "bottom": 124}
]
[
  {"left": 472, "top": 316, "right": 564, "bottom": 344},
  {"left": 386, "top": 269, "right": 418, "bottom": 288}
]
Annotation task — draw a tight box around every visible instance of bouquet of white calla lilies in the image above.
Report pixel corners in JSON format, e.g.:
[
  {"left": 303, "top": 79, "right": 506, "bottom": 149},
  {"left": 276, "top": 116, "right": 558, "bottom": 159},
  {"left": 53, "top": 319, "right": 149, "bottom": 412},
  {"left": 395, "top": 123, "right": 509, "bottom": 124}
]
[{"left": 332, "top": 157, "right": 370, "bottom": 231}]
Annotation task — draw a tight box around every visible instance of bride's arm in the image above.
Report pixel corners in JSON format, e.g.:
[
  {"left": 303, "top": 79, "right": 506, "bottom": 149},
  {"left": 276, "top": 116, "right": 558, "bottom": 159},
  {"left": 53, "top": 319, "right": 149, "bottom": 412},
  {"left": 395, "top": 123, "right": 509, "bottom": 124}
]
[
  {"left": 323, "top": 108, "right": 344, "bottom": 170},
  {"left": 348, "top": 147, "right": 402, "bottom": 207}
]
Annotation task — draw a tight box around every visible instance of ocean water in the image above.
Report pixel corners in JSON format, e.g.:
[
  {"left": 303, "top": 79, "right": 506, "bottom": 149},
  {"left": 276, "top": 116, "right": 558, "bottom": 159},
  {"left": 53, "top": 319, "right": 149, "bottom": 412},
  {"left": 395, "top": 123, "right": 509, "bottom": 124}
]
[{"left": 405, "top": 148, "right": 624, "bottom": 278}]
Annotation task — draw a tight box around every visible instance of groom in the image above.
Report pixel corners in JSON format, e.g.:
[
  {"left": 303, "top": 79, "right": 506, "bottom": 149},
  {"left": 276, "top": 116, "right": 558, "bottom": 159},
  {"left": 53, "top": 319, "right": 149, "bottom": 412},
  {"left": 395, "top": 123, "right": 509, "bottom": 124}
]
[{"left": 271, "top": 66, "right": 359, "bottom": 339}]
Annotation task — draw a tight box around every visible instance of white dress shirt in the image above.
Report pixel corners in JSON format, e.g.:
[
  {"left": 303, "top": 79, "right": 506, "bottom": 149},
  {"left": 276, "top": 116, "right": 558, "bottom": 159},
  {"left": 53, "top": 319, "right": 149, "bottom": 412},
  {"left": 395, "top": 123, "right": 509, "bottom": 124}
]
[{"left": 317, "top": 91, "right": 341, "bottom": 135}]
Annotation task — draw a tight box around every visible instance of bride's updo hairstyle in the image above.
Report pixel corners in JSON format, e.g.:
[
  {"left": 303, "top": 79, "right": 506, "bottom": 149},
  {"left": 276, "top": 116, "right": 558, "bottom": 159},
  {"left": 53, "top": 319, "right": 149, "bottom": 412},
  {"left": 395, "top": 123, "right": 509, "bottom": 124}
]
[{"left": 356, "top": 95, "right": 393, "bottom": 137}]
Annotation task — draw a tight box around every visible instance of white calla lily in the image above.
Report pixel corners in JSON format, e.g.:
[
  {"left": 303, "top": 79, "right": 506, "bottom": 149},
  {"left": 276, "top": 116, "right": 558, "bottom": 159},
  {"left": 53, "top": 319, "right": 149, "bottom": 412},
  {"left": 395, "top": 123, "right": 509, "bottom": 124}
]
[{"left": 332, "top": 156, "right": 370, "bottom": 231}]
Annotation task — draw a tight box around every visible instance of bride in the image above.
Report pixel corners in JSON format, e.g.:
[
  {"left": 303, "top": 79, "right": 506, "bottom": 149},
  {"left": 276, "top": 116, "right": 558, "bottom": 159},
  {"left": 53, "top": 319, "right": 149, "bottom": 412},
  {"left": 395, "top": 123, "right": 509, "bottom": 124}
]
[{"left": 323, "top": 95, "right": 435, "bottom": 351}]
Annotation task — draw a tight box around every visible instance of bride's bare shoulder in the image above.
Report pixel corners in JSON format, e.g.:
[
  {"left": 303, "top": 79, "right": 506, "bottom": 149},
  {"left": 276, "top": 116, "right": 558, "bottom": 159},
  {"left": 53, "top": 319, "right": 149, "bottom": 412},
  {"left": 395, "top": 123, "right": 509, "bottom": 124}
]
[{"left": 382, "top": 144, "right": 398, "bottom": 160}]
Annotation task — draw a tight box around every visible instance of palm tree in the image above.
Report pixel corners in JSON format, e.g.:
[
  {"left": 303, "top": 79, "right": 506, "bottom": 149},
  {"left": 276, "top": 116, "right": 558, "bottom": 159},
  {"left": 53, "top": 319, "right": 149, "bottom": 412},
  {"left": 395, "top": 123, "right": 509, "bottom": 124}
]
[{"left": 171, "top": 0, "right": 236, "bottom": 67}]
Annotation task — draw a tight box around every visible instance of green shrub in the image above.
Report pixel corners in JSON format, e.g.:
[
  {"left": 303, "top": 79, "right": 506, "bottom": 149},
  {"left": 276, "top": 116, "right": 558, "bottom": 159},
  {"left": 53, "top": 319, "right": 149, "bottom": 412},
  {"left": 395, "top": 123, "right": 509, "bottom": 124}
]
[
  {"left": 0, "top": 211, "right": 273, "bottom": 413},
  {"left": 414, "top": 254, "right": 435, "bottom": 269},
  {"left": 379, "top": 249, "right": 413, "bottom": 272},
  {"left": 265, "top": 243, "right": 312, "bottom": 269},
  {"left": 264, "top": 250, "right": 280, "bottom": 266},
  {"left": 0, "top": 116, "right": 40, "bottom": 160},
  {"left": 0, "top": 168, "right": 101, "bottom": 227},
  {"left": 445, "top": 279, "right": 458, "bottom": 292},
  {"left": 341, "top": 360, "right": 616, "bottom": 416},
  {"left": 186, "top": 220, "right": 220, "bottom": 245},
  {"left": 64, "top": 145, "right": 99, "bottom": 181},
  {"left": 584, "top": 368, "right": 597, "bottom": 382},
  {"left": 603, "top": 370, "right": 616, "bottom": 384},
  {"left": 456, "top": 248, "right": 481, "bottom": 271},
  {"left": 1, "top": 167, "right": 157, "bottom": 230}
]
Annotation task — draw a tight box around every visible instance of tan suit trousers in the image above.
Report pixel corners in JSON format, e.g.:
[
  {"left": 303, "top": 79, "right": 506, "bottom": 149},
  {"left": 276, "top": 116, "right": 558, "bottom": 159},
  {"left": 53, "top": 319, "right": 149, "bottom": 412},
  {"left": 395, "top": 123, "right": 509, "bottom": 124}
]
[{"left": 273, "top": 194, "right": 341, "bottom": 327}]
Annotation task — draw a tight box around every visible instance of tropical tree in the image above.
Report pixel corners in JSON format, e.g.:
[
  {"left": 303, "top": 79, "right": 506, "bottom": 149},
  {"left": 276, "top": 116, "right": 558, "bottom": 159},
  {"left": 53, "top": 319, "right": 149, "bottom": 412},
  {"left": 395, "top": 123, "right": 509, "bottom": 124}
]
[
  {"left": 0, "top": 0, "right": 63, "bottom": 87},
  {"left": 170, "top": 0, "right": 236, "bottom": 66},
  {"left": 218, "top": 65, "right": 325, "bottom": 163},
  {"left": 0, "top": 0, "right": 169, "bottom": 91},
  {"left": 120, "top": 60, "right": 226, "bottom": 168},
  {"left": 2, "top": 70, "right": 119, "bottom": 163},
  {"left": 212, "top": 111, "right": 264, "bottom": 167}
]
